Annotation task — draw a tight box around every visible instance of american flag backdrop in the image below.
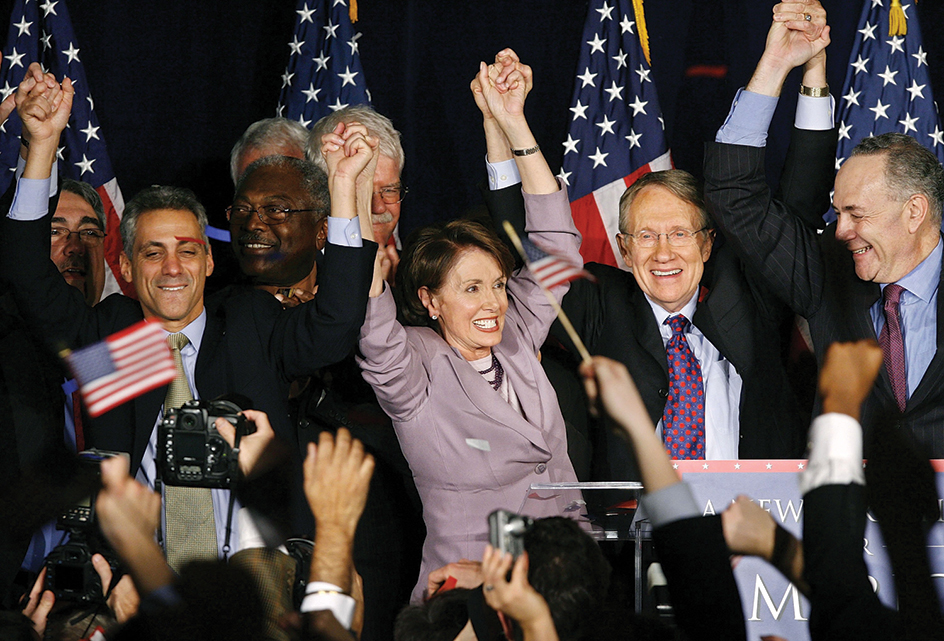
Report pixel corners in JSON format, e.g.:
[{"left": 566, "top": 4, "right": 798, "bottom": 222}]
[
  {"left": 560, "top": 0, "right": 672, "bottom": 270},
  {"left": 278, "top": 0, "right": 371, "bottom": 126},
  {"left": 832, "top": 0, "right": 944, "bottom": 223},
  {"left": 0, "top": 0, "right": 129, "bottom": 297},
  {"left": 64, "top": 320, "right": 176, "bottom": 418}
]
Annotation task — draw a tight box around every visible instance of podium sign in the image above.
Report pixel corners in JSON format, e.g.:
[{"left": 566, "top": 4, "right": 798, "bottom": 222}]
[{"left": 678, "top": 460, "right": 944, "bottom": 641}]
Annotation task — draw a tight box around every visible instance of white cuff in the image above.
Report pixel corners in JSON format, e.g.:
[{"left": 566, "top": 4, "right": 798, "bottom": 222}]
[
  {"left": 9, "top": 176, "right": 52, "bottom": 220},
  {"left": 326, "top": 216, "right": 363, "bottom": 247},
  {"left": 301, "top": 581, "right": 356, "bottom": 629},
  {"left": 486, "top": 157, "right": 521, "bottom": 191},
  {"left": 799, "top": 413, "right": 865, "bottom": 495},
  {"left": 795, "top": 94, "right": 835, "bottom": 131}
]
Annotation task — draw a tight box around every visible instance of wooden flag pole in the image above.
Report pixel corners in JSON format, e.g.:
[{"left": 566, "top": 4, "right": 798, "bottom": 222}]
[{"left": 502, "top": 221, "right": 593, "bottom": 366}]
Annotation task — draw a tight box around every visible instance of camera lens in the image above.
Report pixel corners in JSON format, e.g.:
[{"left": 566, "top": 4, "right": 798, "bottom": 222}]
[{"left": 181, "top": 413, "right": 197, "bottom": 428}]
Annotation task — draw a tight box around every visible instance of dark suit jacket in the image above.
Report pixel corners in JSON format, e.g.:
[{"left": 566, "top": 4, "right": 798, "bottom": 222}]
[
  {"left": 704, "top": 132, "right": 944, "bottom": 457},
  {"left": 653, "top": 514, "right": 747, "bottom": 641},
  {"left": 0, "top": 207, "right": 376, "bottom": 476}
]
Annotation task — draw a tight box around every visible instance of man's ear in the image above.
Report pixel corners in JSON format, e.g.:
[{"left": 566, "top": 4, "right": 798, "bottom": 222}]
[
  {"left": 906, "top": 194, "right": 930, "bottom": 234},
  {"left": 205, "top": 243, "right": 214, "bottom": 277},
  {"left": 119, "top": 252, "right": 133, "bottom": 283},
  {"left": 616, "top": 233, "right": 634, "bottom": 271},
  {"left": 701, "top": 229, "right": 715, "bottom": 263}
]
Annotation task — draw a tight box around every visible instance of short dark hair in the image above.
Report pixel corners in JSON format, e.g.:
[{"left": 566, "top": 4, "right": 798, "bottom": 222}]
[
  {"left": 235, "top": 155, "right": 329, "bottom": 222},
  {"left": 619, "top": 170, "right": 711, "bottom": 233},
  {"left": 525, "top": 517, "right": 611, "bottom": 641},
  {"left": 61, "top": 179, "right": 105, "bottom": 229},
  {"left": 120, "top": 186, "right": 208, "bottom": 254},
  {"left": 394, "top": 587, "right": 473, "bottom": 641},
  {"left": 851, "top": 132, "right": 944, "bottom": 224},
  {"left": 397, "top": 220, "right": 515, "bottom": 327}
]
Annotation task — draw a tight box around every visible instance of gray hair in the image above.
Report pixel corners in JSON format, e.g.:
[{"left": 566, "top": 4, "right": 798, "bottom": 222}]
[
  {"left": 851, "top": 132, "right": 944, "bottom": 225},
  {"left": 61, "top": 179, "right": 105, "bottom": 229},
  {"left": 230, "top": 117, "right": 309, "bottom": 184},
  {"left": 618, "top": 169, "right": 711, "bottom": 233},
  {"left": 307, "top": 105, "right": 404, "bottom": 174},
  {"left": 235, "top": 155, "right": 330, "bottom": 221},
  {"left": 120, "top": 186, "right": 209, "bottom": 254}
]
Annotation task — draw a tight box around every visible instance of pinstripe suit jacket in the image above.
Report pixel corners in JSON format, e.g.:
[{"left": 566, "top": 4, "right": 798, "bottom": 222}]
[{"left": 704, "top": 131, "right": 944, "bottom": 457}]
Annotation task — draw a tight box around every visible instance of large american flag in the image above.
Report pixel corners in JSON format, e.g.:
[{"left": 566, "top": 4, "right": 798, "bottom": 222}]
[
  {"left": 832, "top": 0, "right": 944, "bottom": 222},
  {"left": 0, "top": 0, "right": 128, "bottom": 297},
  {"left": 560, "top": 0, "right": 672, "bottom": 269},
  {"left": 64, "top": 320, "right": 176, "bottom": 418},
  {"left": 277, "top": 0, "right": 371, "bottom": 126}
]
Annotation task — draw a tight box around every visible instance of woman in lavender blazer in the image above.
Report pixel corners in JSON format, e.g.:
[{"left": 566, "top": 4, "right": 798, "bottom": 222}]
[{"left": 356, "top": 50, "right": 581, "bottom": 600}]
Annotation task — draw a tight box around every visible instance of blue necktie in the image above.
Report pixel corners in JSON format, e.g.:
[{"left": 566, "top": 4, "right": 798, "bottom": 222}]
[{"left": 662, "top": 315, "right": 706, "bottom": 460}]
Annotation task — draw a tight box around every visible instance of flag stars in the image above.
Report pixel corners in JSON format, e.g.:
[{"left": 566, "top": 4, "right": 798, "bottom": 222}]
[
  {"left": 562, "top": 134, "right": 579, "bottom": 155},
  {"left": 556, "top": 168, "right": 571, "bottom": 186},
  {"left": 313, "top": 53, "right": 330, "bottom": 71},
  {"left": 913, "top": 46, "right": 928, "bottom": 68},
  {"left": 929, "top": 126, "right": 944, "bottom": 147},
  {"left": 323, "top": 20, "right": 339, "bottom": 39},
  {"left": 298, "top": 114, "right": 312, "bottom": 128},
  {"left": 297, "top": 2, "right": 316, "bottom": 23},
  {"left": 612, "top": 50, "right": 627, "bottom": 69},
  {"left": 858, "top": 21, "right": 876, "bottom": 41},
  {"left": 899, "top": 113, "right": 919, "bottom": 134},
  {"left": 871, "top": 0, "right": 882, "bottom": 6},
  {"left": 843, "top": 87, "right": 861, "bottom": 107},
  {"left": 0, "top": 82, "right": 13, "bottom": 101},
  {"left": 281, "top": 70, "right": 294, "bottom": 88},
  {"left": 851, "top": 55, "right": 869, "bottom": 75},
  {"left": 570, "top": 100, "right": 589, "bottom": 121},
  {"left": 577, "top": 67, "right": 597, "bottom": 88},
  {"left": 302, "top": 83, "right": 321, "bottom": 103},
  {"left": 625, "top": 129, "right": 642, "bottom": 148},
  {"left": 877, "top": 65, "right": 898, "bottom": 86},
  {"left": 596, "top": 1, "right": 614, "bottom": 21},
  {"left": 596, "top": 115, "right": 616, "bottom": 136},
  {"left": 41, "top": 33, "right": 51, "bottom": 49},
  {"left": 338, "top": 66, "right": 358, "bottom": 87},
  {"left": 629, "top": 95, "right": 648, "bottom": 116},
  {"left": 329, "top": 98, "right": 348, "bottom": 112},
  {"left": 838, "top": 121, "right": 852, "bottom": 141},
  {"left": 886, "top": 35, "right": 904, "bottom": 54},
  {"left": 589, "top": 147, "right": 609, "bottom": 168},
  {"left": 836, "top": 157, "right": 845, "bottom": 171},
  {"left": 87, "top": 95, "right": 94, "bottom": 110},
  {"left": 4, "top": 48, "right": 24, "bottom": 69},
  {"left": 620, "top": 14, "right": 634, "bottom": 34},
  {"left": 14, "top": 16, "right": 31, "bottom": 37},
  {"left": 587, "top": 33, "right": 606, "bottom": 54},
  {"left": 289, "top": 36, "right": 304, "bottom": 56},
  {"left": 869, "top": 98, "right": 890, "bottom": 121},
  {"left": 906, "top": 80, "right": 926, "bottom": 101},
  {"left": 635, "top": 64, "right": 651, "bottom": 83},
  {"left": 40, "top": 0, "right": 57, "bottom": 17},
  {"left": 348, "top": 32, "right": 362, "bottom": 55},
  {"left": 75, "top": 154, "right": 95, "bottom": 175},
  {"left": 80, "top": 123, "right": 100, "bottom": 142},
  {"left": 604, "top": 80, "right": 624, "bottom": 102},
  {"left": 61, "top": 42, "right": 80, "bottom": 63}
]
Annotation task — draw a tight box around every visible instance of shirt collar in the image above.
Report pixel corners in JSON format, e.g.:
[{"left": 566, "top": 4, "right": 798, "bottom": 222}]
[
  {"left": 646, "top": 290, "right": 699, "bottom": 328},
  {"left": 884, "top": 237, "right": 942, "bottom": 304},
  {"left": 163, "top": 308, "right": 207, "bottom": 354}
]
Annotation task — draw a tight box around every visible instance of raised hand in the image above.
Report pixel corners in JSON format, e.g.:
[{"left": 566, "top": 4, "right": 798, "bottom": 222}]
[
  {"left": 481, "top": 545, "right": 559, "bottom": 641},
  {"left": 819, "top": 340, "right": 883, "bottom": 420},
  {"left": 15, "top": 62, "right": 73, "bottom": 146},
  {"left": 477, "top": 48, "right": 532, "bottom": 126},
  {"left": 747, "top": 1, "right": 830, "bottom": 96},
  {"left": 304, "top": 428, "right": 374, "bottom": 539},
  {"left": 216, "top": 409, "right": 288, "bottom": 480},
  {"left": 321, "top": 121, "right": 378, "bottom": 187}
]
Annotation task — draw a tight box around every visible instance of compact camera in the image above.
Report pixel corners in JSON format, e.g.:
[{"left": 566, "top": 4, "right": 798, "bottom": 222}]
[
  {"left": 45, "top": 450, "right": 124, "bottom": 603},
  {"left": 488, "top": 509, "right": 534, "bottom": 560},
  {"left": 158, "top": 399, "right": 253, "bottom": 488}
]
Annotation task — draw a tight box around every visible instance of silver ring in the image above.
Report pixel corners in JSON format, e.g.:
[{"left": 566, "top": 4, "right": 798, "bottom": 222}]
[
  {"left": 804, "top": 13, "right": 812, "bottom": 21},
  {"left": 484, "top": 584, "right": 494, "bottom": 592}
]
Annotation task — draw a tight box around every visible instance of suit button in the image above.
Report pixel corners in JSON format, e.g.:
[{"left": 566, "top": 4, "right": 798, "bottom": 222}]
[
  {"left": 535, "top": 463, "right": 547, "bottom": 474},
  {"left": 658, "top": 388, "right": 668, "bottom": 399},
  {"left": 299, "top": 419, "right": 311, "bottom": 429}
]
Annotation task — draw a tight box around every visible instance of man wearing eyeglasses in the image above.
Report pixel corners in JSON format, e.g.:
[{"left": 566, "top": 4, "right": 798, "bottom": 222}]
[
  {"left": 308, "top": 106, "right": 406, "bottom": 249},
  {"left": 227, "top": 156, "right": 328, "bottom": 303},
  {"left": 50, "top": 179, "right": 107, "bottom": 307}
]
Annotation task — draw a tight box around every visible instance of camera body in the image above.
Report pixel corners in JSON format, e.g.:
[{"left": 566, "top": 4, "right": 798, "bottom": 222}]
[
  {"left": 488, "top": 509, "right": 533, "bottom": 560},
  {"left": 158, "top": 399, "right": 252, "bottom": 488},
  {"left": 45, "top": 450, "right": 125, "bottom": 603}
]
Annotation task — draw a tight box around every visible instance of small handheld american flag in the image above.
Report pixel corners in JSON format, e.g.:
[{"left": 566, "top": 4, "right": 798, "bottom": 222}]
[
  {"left": 64, "top": 320, "right": 176, "bottom": 417},
  {"left": 503, "top": 221, "right": 593, "bottom": 364}
]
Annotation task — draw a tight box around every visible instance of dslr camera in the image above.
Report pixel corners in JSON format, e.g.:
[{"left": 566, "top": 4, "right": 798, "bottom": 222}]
[
  {"left": 45, "top": 450, "right": 124, "bottom": 603},
  {"left": 488, "top": 509, "right": 534, "bottom": 560},
  {"left": 158, "top": 398, "right": 254, "bottom": 488}
]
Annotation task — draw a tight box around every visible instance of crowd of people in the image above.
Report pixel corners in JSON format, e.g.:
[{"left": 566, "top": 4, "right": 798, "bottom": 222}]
[{"left": 1, "top": 0, "right": 944, "bottom": 639}]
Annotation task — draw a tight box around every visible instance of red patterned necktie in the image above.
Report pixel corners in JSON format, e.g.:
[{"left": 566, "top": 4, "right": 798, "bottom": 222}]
[
  {"left": 662, "top": 315, "right": 706, "bottom": 460},
  {"left": 878, "top": 283, "right": 908, "bottom": 412}
]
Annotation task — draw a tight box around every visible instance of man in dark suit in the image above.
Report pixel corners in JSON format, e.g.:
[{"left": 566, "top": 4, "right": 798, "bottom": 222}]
[
  {"left": 1, "top": 65, "right": 376, "bottom": 557},
  {"left": 703, "top": 5, "right": 944, "bottom": 457}
]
